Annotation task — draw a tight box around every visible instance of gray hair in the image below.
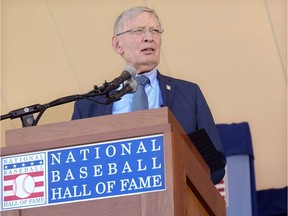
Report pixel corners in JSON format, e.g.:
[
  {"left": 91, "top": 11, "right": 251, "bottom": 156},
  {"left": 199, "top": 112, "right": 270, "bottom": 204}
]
[{"left": 113, "top": 6, "right": 162, "bottom": 35}]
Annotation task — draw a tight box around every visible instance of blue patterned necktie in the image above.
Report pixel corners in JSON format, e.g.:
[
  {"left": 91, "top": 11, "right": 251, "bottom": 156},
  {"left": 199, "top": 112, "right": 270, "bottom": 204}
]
[{"left": 131, "top": 75, "right": 150, "bottom": 111}]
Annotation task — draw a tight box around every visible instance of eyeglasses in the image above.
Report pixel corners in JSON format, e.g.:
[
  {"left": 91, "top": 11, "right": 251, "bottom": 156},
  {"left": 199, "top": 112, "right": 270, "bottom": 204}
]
[{"left": 116, "top": 26, "right": 164, "bottom": 36}]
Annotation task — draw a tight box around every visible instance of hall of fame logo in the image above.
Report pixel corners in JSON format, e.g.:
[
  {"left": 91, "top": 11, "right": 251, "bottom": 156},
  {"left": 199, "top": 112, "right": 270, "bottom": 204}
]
[{"left": 1, "top": 152, "right": 47, "bottom": 210}]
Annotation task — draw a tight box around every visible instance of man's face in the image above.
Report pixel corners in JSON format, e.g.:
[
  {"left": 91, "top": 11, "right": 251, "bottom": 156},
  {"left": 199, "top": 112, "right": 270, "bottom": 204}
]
[{"left": 112, "top": 12, "right": 162, "bottom": 73}]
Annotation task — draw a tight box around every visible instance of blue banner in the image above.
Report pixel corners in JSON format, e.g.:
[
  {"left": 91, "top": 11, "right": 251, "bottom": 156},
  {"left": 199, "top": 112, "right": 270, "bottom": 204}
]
[{"left": 1, "top": 134, "right": 166, "bottom": 211}]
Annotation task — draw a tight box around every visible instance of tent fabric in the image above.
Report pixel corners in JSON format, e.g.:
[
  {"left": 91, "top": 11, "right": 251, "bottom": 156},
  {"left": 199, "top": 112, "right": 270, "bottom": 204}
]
[
  {"left": 225, "top": 155, "right": 253, "bottom": 215},
  {"left": 216, "top": 122, "right": 254, "bottom": 157},
  {"left": 216, "top": 122, "right": 258, "bottom": 216},
  {"left": 257, "top": 187, "right": 287, "bottom": 216}
]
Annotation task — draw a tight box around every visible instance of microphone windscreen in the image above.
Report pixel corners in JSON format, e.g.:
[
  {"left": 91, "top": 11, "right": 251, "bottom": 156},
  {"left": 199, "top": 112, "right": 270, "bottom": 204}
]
[
  {"left": 123, "top": 66, "right": 137, "bottom": 79},
  {"left": 124, "top": 78, "right": 137, "bottom": 93}
]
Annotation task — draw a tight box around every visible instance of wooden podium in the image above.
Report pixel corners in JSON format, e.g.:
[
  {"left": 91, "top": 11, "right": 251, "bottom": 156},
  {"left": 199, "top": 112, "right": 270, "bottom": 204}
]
[{"left": 1, "top": 108, "right": 225, "bottom": 216}]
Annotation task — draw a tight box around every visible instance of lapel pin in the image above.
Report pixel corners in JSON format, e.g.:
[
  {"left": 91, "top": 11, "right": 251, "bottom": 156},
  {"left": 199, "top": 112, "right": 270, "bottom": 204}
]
[{"left": 166, "top": 85, "right": 171, "bottom": 90}]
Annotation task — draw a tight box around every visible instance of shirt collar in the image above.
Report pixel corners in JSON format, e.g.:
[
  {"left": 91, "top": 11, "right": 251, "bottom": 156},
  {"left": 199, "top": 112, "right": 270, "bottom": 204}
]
[{"left": 137, "top": 68, "right": 158, "bottom": 89}]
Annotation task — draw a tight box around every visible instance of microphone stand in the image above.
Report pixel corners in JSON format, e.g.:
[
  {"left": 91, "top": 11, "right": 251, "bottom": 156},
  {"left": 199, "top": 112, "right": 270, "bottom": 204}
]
[{"left": 0, "top": 83, "right": 111, "bottom": 128}]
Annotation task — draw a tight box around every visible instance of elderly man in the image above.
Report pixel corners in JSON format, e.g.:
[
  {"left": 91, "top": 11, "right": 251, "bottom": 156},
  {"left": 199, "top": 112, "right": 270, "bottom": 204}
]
[{"left": 72, "top": 6, "right": 226, "bottom": 184}]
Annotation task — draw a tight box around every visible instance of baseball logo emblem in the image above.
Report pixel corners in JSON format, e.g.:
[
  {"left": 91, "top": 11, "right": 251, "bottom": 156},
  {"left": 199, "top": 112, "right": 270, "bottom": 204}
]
[{"left": 12, "top": 174, "right": 35, "bottom": 198}]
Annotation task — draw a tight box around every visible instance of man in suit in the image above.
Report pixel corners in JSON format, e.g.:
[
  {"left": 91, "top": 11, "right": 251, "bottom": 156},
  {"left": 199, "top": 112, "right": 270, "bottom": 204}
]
[{"left": 72, "top": 6, "right": 226, "bottom": 184}]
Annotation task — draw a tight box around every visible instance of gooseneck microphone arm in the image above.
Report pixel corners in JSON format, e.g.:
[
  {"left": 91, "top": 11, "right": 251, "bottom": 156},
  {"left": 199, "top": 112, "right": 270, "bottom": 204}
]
[
  {"left": 1, "top": 66, "right": 137, "bottom": 128},
  {"left": 0, "top": 84, "right": 109, "bottom": 127}
]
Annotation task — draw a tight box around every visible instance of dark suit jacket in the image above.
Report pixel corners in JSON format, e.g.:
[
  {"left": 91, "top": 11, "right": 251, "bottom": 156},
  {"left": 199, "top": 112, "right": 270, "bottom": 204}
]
[{"left": 72, "top": 71, "right": 226, "bottom": 184}]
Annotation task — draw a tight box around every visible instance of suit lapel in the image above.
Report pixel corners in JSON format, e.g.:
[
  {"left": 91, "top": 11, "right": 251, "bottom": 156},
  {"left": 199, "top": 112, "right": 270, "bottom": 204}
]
[{"left": 157, "top": 71, "right": 176, "bottom": 107}]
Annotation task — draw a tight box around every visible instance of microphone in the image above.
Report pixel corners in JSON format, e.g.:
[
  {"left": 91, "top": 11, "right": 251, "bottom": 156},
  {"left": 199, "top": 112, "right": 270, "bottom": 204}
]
[
  {"left": 106, "top": 78, "right": 137, "bottom": 104},
  {"left": 103, "top": 66, "right": 136, "bottom": 93}
]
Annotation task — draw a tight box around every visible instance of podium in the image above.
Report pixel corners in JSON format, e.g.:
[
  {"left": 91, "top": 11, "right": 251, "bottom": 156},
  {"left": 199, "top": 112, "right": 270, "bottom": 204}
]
[{"left": 1, "top": 108, "right": 225, "bottom": 216}]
